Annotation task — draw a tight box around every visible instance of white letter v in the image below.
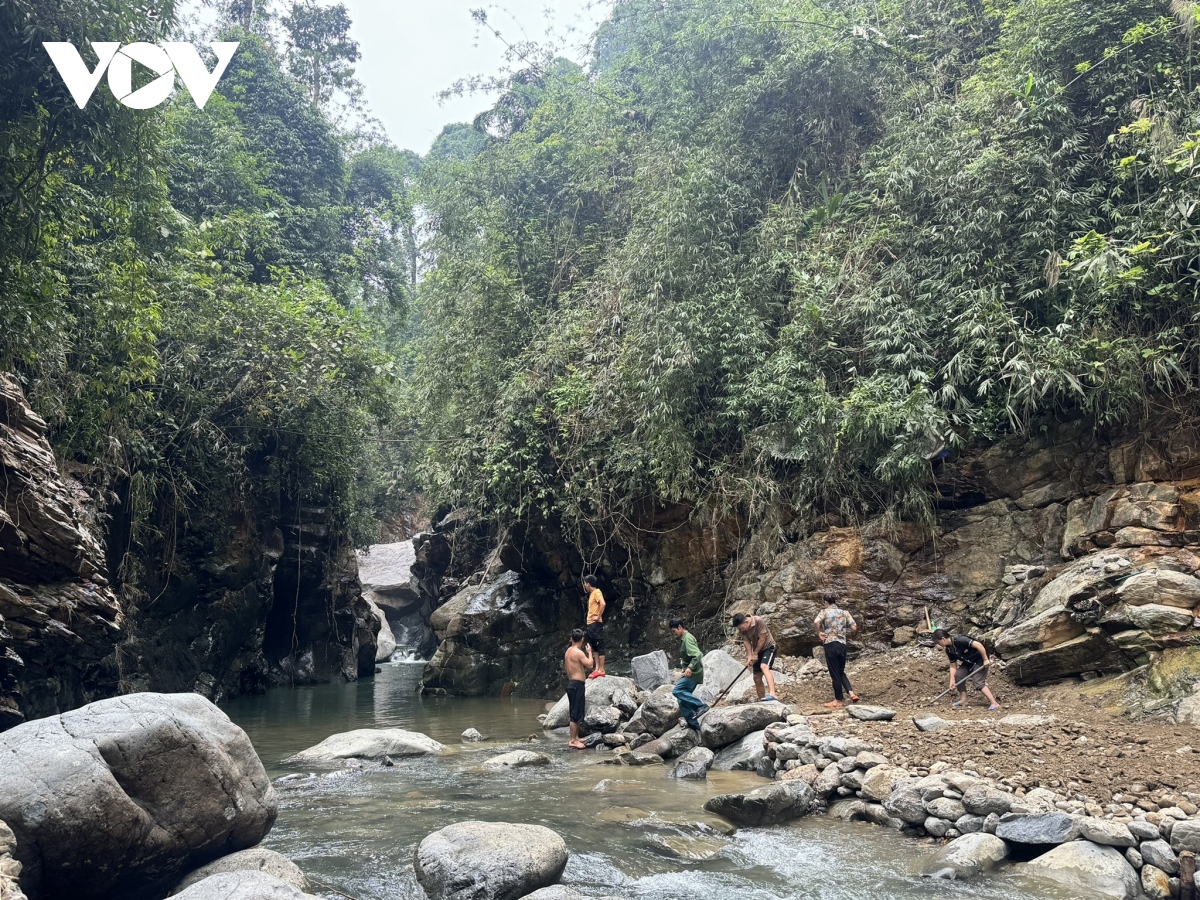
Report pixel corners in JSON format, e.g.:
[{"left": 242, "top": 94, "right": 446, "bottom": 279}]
[
  {"left": 43, "top": 42, "right": 121, "bottom": 109},
  {"left": 164, "top": 42, "right": 239, "bottom": 110}
]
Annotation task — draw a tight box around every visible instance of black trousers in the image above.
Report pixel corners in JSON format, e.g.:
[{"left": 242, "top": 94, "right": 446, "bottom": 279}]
[{"left": 825, "top": 641, "right": 853, "bottom": 700}]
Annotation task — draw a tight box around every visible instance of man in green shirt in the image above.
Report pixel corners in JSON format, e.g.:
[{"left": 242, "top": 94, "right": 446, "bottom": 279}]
[{"left": 670, "top": 618, "right": 708, "bottom": 730}]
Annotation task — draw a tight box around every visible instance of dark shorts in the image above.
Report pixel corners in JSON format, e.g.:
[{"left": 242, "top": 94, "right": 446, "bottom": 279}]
[
  {"left": 958, "top": 667, "right": 988, "bottom": 691},
  {"left": 567, "top": 679, "right": 586, "bottom": 724},
  {"left": 586, "top": 622, "right": 605, "bottom": 656},
  {"left": 753, "top": 646, "right": 777, "bottom": 672}
]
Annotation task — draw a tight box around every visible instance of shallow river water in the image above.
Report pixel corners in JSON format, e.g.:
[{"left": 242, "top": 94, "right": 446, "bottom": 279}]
[{"left": 222, "top": 661, "right": 1076, "bottom": 900}]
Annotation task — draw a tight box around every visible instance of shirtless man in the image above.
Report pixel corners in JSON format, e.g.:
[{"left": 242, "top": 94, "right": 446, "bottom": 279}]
[{"left": 564, "top": 628, "right": 594, "bottom": 748}]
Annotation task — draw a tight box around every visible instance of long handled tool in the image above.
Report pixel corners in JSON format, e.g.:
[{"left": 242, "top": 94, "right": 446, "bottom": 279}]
[
  {"left": 697, "top": 666, "right": 748, "bottom": 719},
  {"left": 929, "top": 664, "right": 981, "bottom": 704}
]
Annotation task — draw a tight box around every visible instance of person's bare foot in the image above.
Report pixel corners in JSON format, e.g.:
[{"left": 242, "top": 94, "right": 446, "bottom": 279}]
[{"left": 568, "top": 740, "right": 585, "bottom": 749}]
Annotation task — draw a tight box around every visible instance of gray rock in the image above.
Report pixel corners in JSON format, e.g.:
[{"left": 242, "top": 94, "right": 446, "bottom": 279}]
[
  {"left": 997, "top": 714, "right": 1057, "bottom": 728},
  {"left": 860, "top": 765, "right": 911, "bottom": 803},
  {"left": 996, "top": 812, "right": 1082, "bottom": 845},
  {"left": 461, "top": 728, "right": 484, "bottom": 742},
  {"left": 365, "top": 596, "right": 397, "bottom": 662},
  {"left": 920, "top": 833, "right": 1010, "bottom": 880},
  {"left": 695, "top": 650, "right": 752, "bottom": 705},
  {"left": 481, "top": 751, "right": 552, "bottom": 770},
  {"left": 817, "top": 736, "right": 875, "bottom": 759},
  {"left": 414, "top": 821, "right": 568, "bottom": 900},
  {"left": 610, "top": 690, "right": 639, "bottom": 717},
  {"left": 846, "top": 705, "right": 895, "bottom": 722},
  {"left": 840, "top": 770, "right": 864, "bottom": 791},
  {"left": 700, "top": 703, "right": 788, "bottom": 750},
  {"left": 1125, "top": 847, "right": 1143, "bottom": 869},
  {"left": 0, "top": 693, "right": 277, "bottom": 900},
  {"left": 657, "top": 723, "right": 701, "bottom": 759},
  {"left": 1138, "top": 839, "right": 1179, "bottom": 875},
  {"left": 712, "top": 730, "right": 768, "bottom": 772},
  {"left": 630, "top": 650, "right": 671, "bottom": 691},
  {"left": 883, "top": 787, "right": 929, "bottom": 825},
  {"left": 1142, "top": 864, "right": 1172, "bottom": 900},
  {"left": 671, "top": 747, "right": 715, "bottom": 780},
  {"left": 171, "top": 872, "right": 316, "bottom": 900},
  {"left": 286, "top": 728, "right": 444, "bottom": 762},
  {"left": 625, "top": 692, "right": 681, "bottom": 737},
  {"left": 703, "top": 780, "right": 816, "bottom": 827},
  {"left": 521, "top": 889, "right": 587, "bottom": 900},
  {"left": 913, "top": 715, "right": 951, "bottom": 732},
  {"left": 1022, "top": 840, "right": 1140, "bottom": 900},
  {"left": 961, "top": 784, "right": 1014, "bottom": 816},
  {"left": 855, "top": 751, "right": 889, "bottom": 768},
  {"left": 926, "top": 797, "right": 967, "bottom": 821},
  {"left": 172, "top": 848, "right": 307, "bottom": 895},
  {"left": 542, "top": 677, "right": 637, "bottom": 730},
  {"left": 1170, "top": 819, "right": 1200, "bottom": 853},
  {"left": 0, "top": 820, "right": 27, "bottom": 900},
  {"left": 924, "top": 816, "right": 951, "bottom": 838},
  {"left": 812, "top": 763, "right": 843, "bottom": 796},
  {"left": 1079, "top": 818, "right": 1137, "bottom": 848},
  {"left": 983, "top": 813, "right": 1000, "bottom": 834},
  {"left": 582, "top": 706, "right": 622, "bottom": 734},
  {"left": 1130, "top": 820, "right": 1163, "bottom": 841},
  {"left": 955, "top": 814, "right": 986, "bottom": 834}
]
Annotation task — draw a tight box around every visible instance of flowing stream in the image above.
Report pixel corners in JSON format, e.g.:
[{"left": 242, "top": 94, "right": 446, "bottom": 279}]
[{"left": 222, "top": 661, "right": 1075, "bottom": 900}]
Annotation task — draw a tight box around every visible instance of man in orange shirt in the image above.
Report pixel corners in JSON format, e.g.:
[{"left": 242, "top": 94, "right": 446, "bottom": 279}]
[{"left": 583, "top": 574, "right": 607, "bottom": 679}]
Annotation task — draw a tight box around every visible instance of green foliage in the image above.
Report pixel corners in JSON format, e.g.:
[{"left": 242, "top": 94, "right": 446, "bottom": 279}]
[{"left": 411, "top": 0, "right": 1200, "bottom": 541}]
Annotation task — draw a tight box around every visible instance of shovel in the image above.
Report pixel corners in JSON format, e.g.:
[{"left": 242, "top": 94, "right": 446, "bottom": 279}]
[
  {"left": 697, "top": 666, "right": 748, "bottom": 720},
  {"left": 929, "top": 664, "right": 982, "bottom": 704}
]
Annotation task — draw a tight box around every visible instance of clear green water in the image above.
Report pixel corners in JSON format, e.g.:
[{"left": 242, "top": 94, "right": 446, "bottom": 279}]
[{"left": 221, "top": 661, "right": 1073, "bottom": 900}]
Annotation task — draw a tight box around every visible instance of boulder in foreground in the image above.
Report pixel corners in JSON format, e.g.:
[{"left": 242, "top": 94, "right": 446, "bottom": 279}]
[
  {"left": 285, "top": 728, "right": 445, "bottom": 762},
  {"left": 172, "top": 871, "right": 317, "bottom": 900},
  {"left": 414, "top": 821, "right": 568, "bottom": 900},
  {"left": 704, "top": 780, "right": 816, "bottom": 827},
  {"left": 700, "top": 702, "right": 788, "bottom": 749},
  {"left": 920, "top": 833, "right": 1009, "bottom": 880},
  {"left": 1021, "top": 840, "right": 1140, "bottom": 900},
  {"left": 0, "top": 693, "right": 276, "bottom": 900}
]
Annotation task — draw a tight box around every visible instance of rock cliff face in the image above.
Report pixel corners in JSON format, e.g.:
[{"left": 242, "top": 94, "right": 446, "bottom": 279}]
[
  {"left": 422, "top": 421, "right": 1200, "bottom": 716},
  {"left": 0, "top": 375, "right": 373, "bottom": 730},
  {"left": 356, "top": 537, "right": 443, "bottom": 660},
  {"left": 0, "top": 376, "right": 122, "bottom": 729}
]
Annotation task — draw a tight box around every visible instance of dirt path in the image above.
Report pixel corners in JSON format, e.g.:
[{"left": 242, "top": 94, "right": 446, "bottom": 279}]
[{"left": 773, "top": 646, "right": 1200, "bottom": 810}]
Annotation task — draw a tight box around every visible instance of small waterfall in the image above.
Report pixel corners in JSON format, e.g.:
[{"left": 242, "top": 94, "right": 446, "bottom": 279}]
[{"left": 387, "top": 621, "right": 428, "bottom": 663}]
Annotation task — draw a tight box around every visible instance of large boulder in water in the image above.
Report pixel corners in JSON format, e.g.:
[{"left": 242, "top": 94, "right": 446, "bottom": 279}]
[
  {"left": 542, "top": 676, "right": 636, "bottom": 729},
  {"left": 624, "top": 690, "right": 680, "bottom": 736},
  {"left": 700, "top": 702, "right": 788, "bottom": 749},
  {"left": 365, "top": 596, "right": 397, "bottom": 662},
  {"left": 0, "top": 692, "right": 277, "bottom": 900},
  {"left": 172, "top": 871, "right": 317, "bottom": 899},
  {"left": 171, "top": 848, "right": 308, "bottom": 895},
  {"left": 414, "top": 821, "right": 568, "bottom": 900},
  {"left": 1021, "top": 840, "right": 1140, "bottom": 899},
  {"left": 285, "top": 728, "right": 444, "bottom": 763},
  {"left": 711, "top": 730, "right": 767, "bottom": 771},
  {"left": 920, "top": 833, "right": 1009, "bottom": 880},
  {"left": 704, "top": 780, "right": 816, "bottom": 827}
]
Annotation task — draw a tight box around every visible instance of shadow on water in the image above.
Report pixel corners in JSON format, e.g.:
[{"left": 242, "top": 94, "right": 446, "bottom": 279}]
[{"left": 221, "top": 661, "right": 1076, "bottom": 900}]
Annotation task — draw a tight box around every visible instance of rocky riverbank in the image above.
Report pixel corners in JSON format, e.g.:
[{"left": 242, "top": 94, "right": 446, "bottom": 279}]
[{"left": 542, "top": 646, "right": 1200, "bottom": 899}]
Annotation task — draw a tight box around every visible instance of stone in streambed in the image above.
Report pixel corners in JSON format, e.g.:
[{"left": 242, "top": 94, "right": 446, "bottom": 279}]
[
  {"left": 846, "top": 705, "right": 895, "bottom": 721},
  {"left": 700, "top": 703, "right": 788, "bottom": 750},
  {"left": 625, "top": 691, "right": 681, "bottom": 737},
  {"left": 582, "top": 706, "right": 622, "bottom": 733},
  {"left": 995, "top": 812, "right": 1081, "bottom": 845},
  {"left": 1138, "top": 839, "right": 1179, "bottom": 875},
  {"left": 521, "top": 889, "right": 588, "bottom": 900},
  {"left": 670, "top": 747, "right": 714, "bottom": 780},
  {"left": 646, "top": 833, "right": 727, "bottom": 861},
  {"left": 711, "top": 730, "right": 767, "bottom": 772},
  {"left": 920, "top": 833, "right": 1009, "bottom": 880},
  {"left": 414, "top": 821, "right": 568, "bottom": 900},
  {"left": 1142, "top": 864, "right": 1172, "bottom": 900},
  {"left": 883, "top": 787, "right": 929, "bottom": 825},
  {"left": 1021, "top": 840, "right": 1140, "bottom": 900},
  {"left": 461, "top": 728, "right": 485, "bottom": 742},
  {"left": 961, "top": 784, "right": 1014, "bottom": 816},
  {"left": 0, "top": 693, "right": 277, "bottom": 900},
  {"left": 704, "top": 781, "right": 816, "bottom": 827},
  {"left": 1170, "top": 819, "right": 1200, "bottom": 853},
  {"left": 1078, "top": 818, "right": 1137, "bottom": 848},
  {"left": 171, "top": 871, "right": 317, "bottom": 900},
  {"left": 286, "top": 728, "right": 445, "bottom": 762},
  {"left": 859, "top": 765, "right": 911, "bottom": 803},
  {"left": 913, "top": 715, "right": 951, "bottom": 732},
  {"left": 481, "top": 751, "right": 552, "bottom": 769},
  {"left": 171, "top": 848, "right": 308, "bottom": 895}
]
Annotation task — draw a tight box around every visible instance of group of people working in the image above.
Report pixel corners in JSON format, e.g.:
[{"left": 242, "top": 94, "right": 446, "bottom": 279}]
[{"left": 562, "top": 579, "right": 999, "bottom": 749}]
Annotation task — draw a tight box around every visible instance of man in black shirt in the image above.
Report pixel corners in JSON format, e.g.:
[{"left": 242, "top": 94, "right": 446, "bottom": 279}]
[{"left": 933, "top": 629, "right": 1000, "bottom": 711}]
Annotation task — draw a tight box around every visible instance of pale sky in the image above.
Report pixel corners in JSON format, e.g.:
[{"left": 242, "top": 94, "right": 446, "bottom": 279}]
[{"left": 347, "top": 0, "right": 612, "bottom": 152}]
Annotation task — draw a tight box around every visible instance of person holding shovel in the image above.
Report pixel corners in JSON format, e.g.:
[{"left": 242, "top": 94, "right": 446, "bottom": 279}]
[
  {"left": 669, "top": 618, "right": 708, "bottom": 730},
  {"left": 933, "top": 628, "right": 1000, "bottom": 711}
]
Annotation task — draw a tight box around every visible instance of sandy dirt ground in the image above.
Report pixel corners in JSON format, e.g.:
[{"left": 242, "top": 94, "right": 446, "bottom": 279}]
[{"left": 769, "top": 646, "right": 1200, "bottom": 809}]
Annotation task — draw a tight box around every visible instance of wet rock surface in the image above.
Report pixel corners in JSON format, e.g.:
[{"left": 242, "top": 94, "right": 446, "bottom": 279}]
[{"left": 414, "top": 821, "right": 568, "bottom": 900}]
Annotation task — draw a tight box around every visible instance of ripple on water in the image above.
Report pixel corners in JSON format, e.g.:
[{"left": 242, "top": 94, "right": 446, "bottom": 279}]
[{"left": 223, "top": 662, "right": 1075, "bottom": 900}]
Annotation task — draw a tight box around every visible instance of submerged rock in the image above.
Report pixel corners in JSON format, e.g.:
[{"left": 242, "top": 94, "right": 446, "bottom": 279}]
[
  {"left": 1022, "top": 840, "right": 1140, "bottom": 900},
  {"left": 462, "top": 728, "right": 485, "bottom": 742},
  {"left": 670, "top": 747, "right": 715, "bottom": 780},
  {"left": 0, "top": 693, "right": 276, "bottom": 900},
  {"left": 920, "top": 833, "right": 1009, "bottom": 880},
  {"left": 481, "top": 751, "right": 551, "bottom": 769},
  {"left": 704, "top": 780, "right": 816, "bottom": 827},
  {"left": 285, "top": 728, "right": 445, "bottom": 762},
  {"left": 171, "top": 848, "right": 308, "bottom": 895},
  {"left": 414, "top": 821, "right": 568, "bottom": 900}
]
